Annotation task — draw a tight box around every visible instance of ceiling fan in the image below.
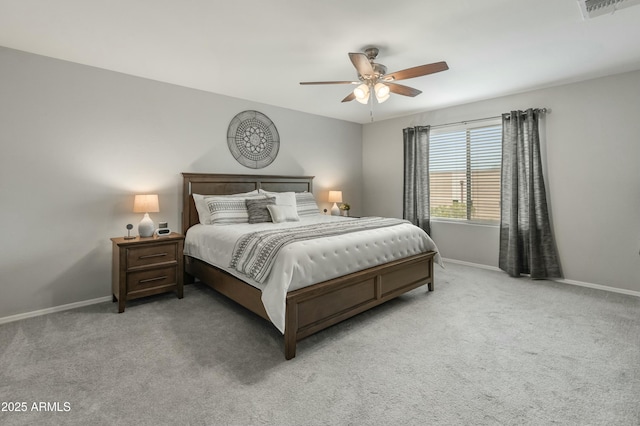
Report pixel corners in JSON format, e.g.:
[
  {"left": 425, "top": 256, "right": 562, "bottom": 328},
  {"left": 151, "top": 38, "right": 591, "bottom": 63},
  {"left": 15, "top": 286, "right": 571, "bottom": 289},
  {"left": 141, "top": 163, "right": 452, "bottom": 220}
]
[{"left": 300, "top": 47, "right": 449, "bottom": 104}]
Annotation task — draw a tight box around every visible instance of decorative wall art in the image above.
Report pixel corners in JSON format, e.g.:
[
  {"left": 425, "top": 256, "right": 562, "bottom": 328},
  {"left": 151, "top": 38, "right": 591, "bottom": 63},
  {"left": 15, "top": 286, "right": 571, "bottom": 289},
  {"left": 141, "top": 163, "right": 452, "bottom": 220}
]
[{"left": 227, "top": 110, "right": 280, "bottom": 169}]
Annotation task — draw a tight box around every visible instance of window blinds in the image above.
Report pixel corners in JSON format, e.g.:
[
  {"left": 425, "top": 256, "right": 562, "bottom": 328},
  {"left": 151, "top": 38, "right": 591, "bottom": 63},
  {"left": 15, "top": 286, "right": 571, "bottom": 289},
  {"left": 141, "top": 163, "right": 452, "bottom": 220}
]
[{"left": 429, "top": 125, "right": 502, "bottom": 223}]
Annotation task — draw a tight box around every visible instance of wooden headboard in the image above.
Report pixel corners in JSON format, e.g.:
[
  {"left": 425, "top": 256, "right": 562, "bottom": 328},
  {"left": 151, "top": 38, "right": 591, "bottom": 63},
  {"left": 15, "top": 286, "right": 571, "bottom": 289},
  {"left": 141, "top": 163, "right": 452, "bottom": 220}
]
[{"left": 181, "top": 173, "right": 314, "bottom": 234}]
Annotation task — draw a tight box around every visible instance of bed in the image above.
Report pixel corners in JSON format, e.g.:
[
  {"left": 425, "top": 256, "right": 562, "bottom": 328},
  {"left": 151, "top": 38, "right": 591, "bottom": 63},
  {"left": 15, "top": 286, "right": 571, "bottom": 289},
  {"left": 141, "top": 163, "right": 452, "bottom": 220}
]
[{"left": 181, "top": 173, "right": 439, "bottom": 359}]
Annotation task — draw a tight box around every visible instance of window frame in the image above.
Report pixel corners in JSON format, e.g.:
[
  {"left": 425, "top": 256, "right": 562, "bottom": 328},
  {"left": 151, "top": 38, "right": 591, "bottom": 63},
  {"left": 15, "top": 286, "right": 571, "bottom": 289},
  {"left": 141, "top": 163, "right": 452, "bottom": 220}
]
[{"left": 428, "top": 120, "right": 502, "bottom": 226}]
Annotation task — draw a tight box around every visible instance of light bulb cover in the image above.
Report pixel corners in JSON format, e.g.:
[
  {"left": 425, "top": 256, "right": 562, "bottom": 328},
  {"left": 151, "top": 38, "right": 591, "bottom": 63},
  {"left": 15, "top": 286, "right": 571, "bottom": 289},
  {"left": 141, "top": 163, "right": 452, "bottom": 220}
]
[
  {"left": 375, "top": 83, "right": 390, "bottom": 103},
  {"left": 354, "top": 83, "right": 370, "bottom": 104},
  {"left": 375, "top": 82, "right": 390, "bottom": 97}
]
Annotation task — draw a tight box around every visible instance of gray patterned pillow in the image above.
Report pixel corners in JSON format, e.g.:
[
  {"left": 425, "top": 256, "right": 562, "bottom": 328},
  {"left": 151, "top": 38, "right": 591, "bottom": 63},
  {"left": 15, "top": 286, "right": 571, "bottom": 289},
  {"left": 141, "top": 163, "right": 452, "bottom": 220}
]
[
  {"left": 246, "top": 197, "right": 276, "bottom": 224},
  {"left": 194, "top": 191, "right": 260, "bottom": 224},
  {"left": 295, "top": 192, "right": 321, "bottom": 216},
  {"left": 205, "top": 194, "right": 266, "bottom": 225}
]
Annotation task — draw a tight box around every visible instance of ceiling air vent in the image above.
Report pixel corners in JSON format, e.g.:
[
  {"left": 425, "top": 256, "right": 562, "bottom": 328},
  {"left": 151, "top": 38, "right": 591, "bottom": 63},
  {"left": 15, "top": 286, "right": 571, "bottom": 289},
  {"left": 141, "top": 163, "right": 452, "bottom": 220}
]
[{"left": 578, "top": 0, "right": 640, "bottom": 18}]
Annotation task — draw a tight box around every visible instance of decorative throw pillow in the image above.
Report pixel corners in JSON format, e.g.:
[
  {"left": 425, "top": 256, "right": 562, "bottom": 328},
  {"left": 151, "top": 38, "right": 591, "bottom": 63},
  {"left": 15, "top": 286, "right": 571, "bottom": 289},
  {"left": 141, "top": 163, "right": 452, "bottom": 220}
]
[
  {"left": 193, "top": 191, "right": 259, "bottom": 224},
  {"left": 204, "top": 194, "right": 266, "bottom": 225},
  {"left": 246, "top": 197, "right": 276, "bottom": 224},
  {"left": 267, "top": 205, "right": 300, "bottom": 223},
  {"left": 295, "top": 192, "right": 321, "bottom": 216}
]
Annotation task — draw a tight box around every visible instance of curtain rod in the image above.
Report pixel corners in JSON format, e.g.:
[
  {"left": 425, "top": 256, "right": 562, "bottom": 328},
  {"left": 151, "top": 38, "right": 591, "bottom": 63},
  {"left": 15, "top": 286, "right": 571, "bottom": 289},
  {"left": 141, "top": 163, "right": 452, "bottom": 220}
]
[{"left": 429, "top": 108, "right": 548, "bottom": 129}]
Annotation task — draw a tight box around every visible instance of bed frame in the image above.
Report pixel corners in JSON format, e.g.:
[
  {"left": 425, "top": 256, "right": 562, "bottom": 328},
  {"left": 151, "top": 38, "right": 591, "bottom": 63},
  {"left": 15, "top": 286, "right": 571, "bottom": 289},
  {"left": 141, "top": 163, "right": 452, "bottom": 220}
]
[{"left": 182, "top": 173, "right": 435, "bottom": 359}]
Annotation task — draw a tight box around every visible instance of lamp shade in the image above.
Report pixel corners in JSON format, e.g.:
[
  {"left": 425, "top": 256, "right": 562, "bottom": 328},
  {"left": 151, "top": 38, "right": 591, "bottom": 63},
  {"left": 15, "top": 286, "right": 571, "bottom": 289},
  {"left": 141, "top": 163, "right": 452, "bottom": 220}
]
[
  {"left": 133, "top": 194, "right": 159, "bottom": 213},
  {"left": 328, "top": 191, "right": 343, "bottom": 203}
]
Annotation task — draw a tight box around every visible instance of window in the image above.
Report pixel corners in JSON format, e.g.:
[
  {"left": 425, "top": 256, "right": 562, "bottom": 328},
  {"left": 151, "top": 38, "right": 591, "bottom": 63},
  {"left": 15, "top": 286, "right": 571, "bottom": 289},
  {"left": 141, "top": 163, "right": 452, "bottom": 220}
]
[{"left": 429, "top": 124, "right": 502, "bottom": 223}]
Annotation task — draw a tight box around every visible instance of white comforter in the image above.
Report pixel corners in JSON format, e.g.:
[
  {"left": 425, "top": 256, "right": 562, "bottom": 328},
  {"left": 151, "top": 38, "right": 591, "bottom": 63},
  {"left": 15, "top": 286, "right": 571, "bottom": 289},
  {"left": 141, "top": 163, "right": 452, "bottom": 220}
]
[{"left": 184, "top": 215, "right": 441, "bottom": 333}]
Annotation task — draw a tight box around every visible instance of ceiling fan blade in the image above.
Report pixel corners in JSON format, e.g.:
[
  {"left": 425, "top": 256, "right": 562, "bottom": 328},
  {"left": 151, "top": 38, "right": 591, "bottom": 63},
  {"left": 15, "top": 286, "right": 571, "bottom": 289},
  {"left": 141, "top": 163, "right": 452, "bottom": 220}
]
[
  {"left": 384, "top": 61, "right": 449, "bottom": 82},
  {"left": 300, "top": 81, "right": 357, "bottom": 85},
  {"left": 349, "top": 52, "right": 374, "bottom": 78},
  {"left": 387, "top": 83, "right": 422, "bottom": 97},
  {"left": 341, "top": 92, "right": 356, "bottom": 103}
]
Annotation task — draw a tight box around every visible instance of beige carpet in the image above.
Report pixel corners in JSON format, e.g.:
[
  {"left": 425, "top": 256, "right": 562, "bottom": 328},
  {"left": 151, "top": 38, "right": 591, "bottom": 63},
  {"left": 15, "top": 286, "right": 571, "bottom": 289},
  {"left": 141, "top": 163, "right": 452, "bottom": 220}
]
[{"left": 1, "top": 262, "right": 639, "bottom": 425}]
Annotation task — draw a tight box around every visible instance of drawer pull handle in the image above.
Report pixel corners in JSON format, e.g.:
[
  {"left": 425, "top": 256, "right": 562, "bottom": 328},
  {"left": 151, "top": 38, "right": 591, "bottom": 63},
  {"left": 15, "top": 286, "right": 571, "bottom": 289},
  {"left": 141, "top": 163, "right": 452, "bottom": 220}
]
[
  {"left": 139, "top": 276, "right": 168, "bottom": 284},
  {"left": 139, "top": 252, "right": 168, "bottom": 259}
]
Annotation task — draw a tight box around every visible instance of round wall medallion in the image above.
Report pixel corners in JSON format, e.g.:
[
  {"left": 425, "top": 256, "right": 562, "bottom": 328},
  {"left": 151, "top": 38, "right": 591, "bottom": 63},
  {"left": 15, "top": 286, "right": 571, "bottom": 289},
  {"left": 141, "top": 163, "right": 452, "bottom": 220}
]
[{"left": 227, "top": 110, "right": 280, "bottom": 169}]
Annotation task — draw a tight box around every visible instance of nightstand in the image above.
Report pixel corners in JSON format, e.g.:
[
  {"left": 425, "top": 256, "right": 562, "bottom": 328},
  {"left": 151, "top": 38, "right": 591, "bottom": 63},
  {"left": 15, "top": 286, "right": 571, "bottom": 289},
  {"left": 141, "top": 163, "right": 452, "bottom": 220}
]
[{"left": 111, "top": 232, "right": 185, "bottom": 313}]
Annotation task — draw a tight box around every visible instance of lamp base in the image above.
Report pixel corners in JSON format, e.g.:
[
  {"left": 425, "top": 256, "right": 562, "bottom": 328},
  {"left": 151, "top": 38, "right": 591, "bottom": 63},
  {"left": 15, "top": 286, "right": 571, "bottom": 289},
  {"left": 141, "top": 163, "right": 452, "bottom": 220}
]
[
  {"left": 138, "top": 213, "right": 155, "bottom": 237},
  {"left": 331, "top": 203, "right": 340, "bottom": 216}
]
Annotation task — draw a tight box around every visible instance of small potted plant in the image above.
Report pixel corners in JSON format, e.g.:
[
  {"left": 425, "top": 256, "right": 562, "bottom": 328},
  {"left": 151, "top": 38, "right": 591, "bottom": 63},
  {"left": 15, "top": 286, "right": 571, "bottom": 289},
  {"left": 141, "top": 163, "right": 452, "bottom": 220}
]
[{"left": 340, "top": 203, "right": 351, "bottom": 217}]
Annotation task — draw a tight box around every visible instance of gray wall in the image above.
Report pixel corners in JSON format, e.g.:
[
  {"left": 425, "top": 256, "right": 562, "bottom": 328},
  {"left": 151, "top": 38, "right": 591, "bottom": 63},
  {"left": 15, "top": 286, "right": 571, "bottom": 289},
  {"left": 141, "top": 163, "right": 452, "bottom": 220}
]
[
  {"left": 0, "top": 47, "right": 363, "bottom": 319},
  {"left": 363, "top": 70, "right": 640, "bottom": 293}
]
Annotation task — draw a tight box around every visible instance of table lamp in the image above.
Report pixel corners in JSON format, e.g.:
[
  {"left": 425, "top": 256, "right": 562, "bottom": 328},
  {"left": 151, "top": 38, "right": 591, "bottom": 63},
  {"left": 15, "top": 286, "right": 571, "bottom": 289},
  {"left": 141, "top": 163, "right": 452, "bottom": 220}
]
[
  {"left": 133, "top": 194, "right": 159, "bottom": 237},
  {"left": 328, "top": 191, "right": 342, "bottom": 216}
]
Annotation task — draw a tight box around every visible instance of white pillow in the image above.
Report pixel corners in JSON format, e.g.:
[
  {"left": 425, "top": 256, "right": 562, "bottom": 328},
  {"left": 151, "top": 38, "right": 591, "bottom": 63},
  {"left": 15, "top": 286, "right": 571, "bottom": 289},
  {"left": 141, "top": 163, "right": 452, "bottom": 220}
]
[
  {"left": 193, "top": 191, "right": 260, "bottom": 224},
  {"left": 267, "top": 205, "right": 300, "bottom": 223},
  {"left": 260, "top": 190, "right": 297, "bottom": 207}
]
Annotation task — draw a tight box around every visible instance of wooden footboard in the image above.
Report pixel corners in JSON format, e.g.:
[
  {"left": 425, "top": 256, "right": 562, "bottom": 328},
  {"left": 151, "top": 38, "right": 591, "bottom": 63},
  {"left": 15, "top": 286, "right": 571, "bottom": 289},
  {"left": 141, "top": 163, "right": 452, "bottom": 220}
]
[
  {"left": 284, "top": 251, "right": 434, "bottom": 359},
  {"left": 186, "top": 251, "right": 435, "bottom": 359}
]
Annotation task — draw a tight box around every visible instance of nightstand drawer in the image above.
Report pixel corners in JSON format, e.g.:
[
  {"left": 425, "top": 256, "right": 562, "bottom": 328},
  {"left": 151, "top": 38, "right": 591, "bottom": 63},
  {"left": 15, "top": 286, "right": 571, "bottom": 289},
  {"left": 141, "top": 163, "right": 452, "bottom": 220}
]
[
  {"left": 127, "top": 244, "right": 177, "bottom": 268},
  {"left": 127, "top": 266, "right": 177, "bottom": 293}
]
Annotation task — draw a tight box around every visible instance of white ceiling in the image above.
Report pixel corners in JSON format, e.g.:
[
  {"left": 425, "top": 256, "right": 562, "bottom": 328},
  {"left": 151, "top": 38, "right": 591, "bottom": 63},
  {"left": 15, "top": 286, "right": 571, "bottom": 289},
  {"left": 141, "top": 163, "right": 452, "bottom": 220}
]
[{"left": 1, "top": 0, "right": 640, "bottom": 124}]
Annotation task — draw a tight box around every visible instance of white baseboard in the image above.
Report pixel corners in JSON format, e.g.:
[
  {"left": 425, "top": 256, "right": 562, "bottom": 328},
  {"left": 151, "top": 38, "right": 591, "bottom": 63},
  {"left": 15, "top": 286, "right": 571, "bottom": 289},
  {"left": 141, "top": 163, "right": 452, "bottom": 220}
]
[
  {"left": 442, "top": 257, "right": 502, "bottom": 272},
  {"left": 556, "top": 278, "right": 640, "bottom": 298},
  {"left": 0, "top": 296, "right": 112, "bottom": 325},
  {"left": 442, "top": 258, "right": 640, "bottom": 298}
]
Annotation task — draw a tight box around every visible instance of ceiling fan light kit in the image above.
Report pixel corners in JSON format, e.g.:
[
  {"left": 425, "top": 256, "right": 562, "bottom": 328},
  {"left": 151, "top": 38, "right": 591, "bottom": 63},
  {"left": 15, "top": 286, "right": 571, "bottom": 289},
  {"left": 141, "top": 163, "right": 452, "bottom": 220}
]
[{"left": 300, "top": 46, "right": 448, "bottom": 106}]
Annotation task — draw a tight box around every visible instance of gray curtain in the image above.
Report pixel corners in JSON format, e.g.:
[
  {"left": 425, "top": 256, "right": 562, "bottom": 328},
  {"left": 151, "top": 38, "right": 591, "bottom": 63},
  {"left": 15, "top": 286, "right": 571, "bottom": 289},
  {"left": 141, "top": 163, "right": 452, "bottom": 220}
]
[
  {"left": 499, "top": 109, "right": 561, "bottom": 279},
  {"left": 403, "top": 126, "right": 431, "bottom": 234}
]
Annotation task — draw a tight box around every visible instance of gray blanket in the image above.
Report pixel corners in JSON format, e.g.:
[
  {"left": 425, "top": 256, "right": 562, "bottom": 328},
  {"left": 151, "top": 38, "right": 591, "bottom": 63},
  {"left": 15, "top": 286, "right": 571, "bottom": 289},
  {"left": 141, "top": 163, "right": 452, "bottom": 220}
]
[{"left": 229, "top": 217, "right": 408, "bottom": 283}]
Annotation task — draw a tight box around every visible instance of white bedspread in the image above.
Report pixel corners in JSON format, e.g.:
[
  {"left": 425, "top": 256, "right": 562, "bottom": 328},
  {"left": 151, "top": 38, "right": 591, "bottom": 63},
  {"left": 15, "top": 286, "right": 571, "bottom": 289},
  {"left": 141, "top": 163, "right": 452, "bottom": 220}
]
[{"left": 184, "top": 215, "right": 441, "bottom": 333}]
